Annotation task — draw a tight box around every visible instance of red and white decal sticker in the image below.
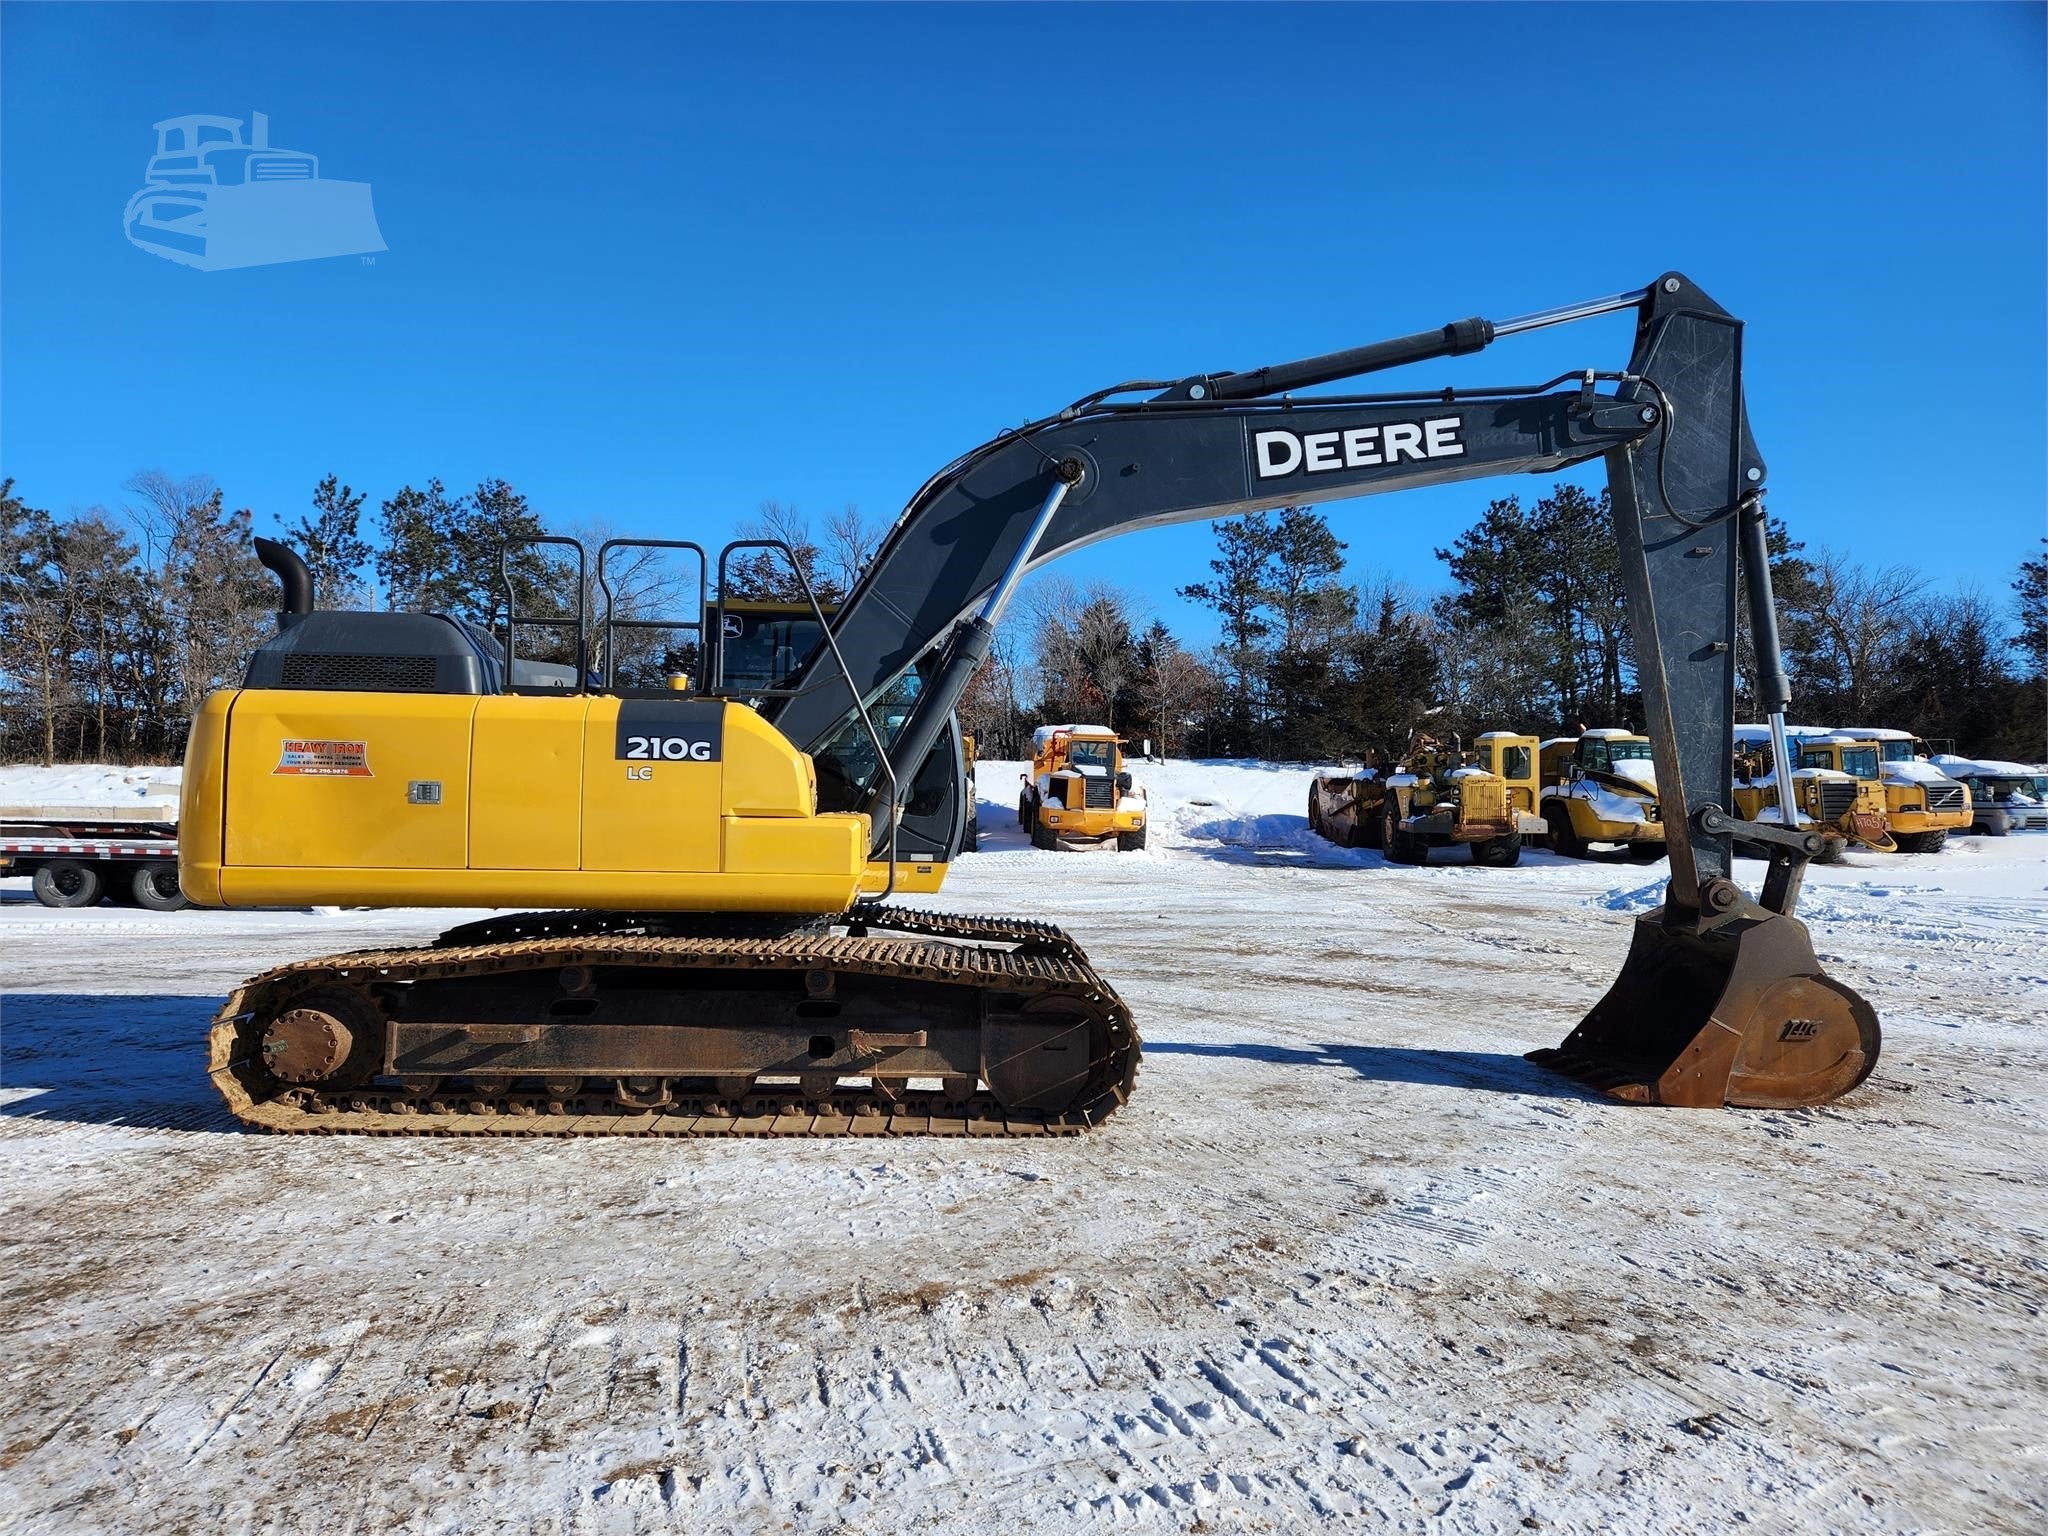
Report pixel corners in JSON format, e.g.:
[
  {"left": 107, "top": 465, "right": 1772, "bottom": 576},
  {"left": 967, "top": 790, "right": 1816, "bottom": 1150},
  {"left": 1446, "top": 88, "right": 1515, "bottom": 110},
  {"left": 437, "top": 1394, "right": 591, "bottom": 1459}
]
[{"left": 274, "top": 738, "right": 372, "bottom": 777}]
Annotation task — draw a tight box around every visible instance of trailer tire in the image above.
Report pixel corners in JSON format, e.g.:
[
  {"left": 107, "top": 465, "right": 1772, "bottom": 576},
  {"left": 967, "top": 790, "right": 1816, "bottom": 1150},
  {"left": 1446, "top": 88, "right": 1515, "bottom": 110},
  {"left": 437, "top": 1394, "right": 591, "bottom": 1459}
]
[
  {"left": 1018, "top": 792, "right": 1035, "bottom": 831},
  {"left": 1306, "top": 785, "right": 1324, "bottom": 837},
  {"left": 1117, "top": 828, "right": 1147, "bottom": 852},
  {"left": 32, "top": 860, "right": 103, "bottom": 909},
  {"left": 131, "top": 861, "right": 189, "bottom": 911},
  {"left": 1472, "top": 832, "right": 1521, "bottom": 867}
]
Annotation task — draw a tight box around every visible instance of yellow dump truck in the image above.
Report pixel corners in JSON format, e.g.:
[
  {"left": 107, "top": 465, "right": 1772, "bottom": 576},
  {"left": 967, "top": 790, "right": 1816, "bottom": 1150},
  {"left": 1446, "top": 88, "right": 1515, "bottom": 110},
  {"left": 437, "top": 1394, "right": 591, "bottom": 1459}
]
[
  {"left": 1828, "top": 728, "right": 1971, "bottom": 852},
  {"left": 1017, "top": 725, "right": 1147, "bottom": 851},
  {"left": 1537, "top": 729, "right": 1667, "bottom": 861},
  {"left": 1731, "top": 726, "right": 1894, "bottom": 860},
  {"left": 1310, "top": 730, "right": 1544, "bottom": 866},
  {"left": 961, "top": 732, "right": 980, "bottom": 852}
]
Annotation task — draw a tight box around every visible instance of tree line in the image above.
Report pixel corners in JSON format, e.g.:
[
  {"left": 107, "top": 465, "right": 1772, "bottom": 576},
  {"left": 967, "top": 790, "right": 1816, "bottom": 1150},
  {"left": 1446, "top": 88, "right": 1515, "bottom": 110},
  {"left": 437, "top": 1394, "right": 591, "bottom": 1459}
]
[
  {"left": 968, "top": 491, "right": 2046, "bottom": 766},
  {"left": 4, "top": 469, "right": 2042, "bottom": 767}
]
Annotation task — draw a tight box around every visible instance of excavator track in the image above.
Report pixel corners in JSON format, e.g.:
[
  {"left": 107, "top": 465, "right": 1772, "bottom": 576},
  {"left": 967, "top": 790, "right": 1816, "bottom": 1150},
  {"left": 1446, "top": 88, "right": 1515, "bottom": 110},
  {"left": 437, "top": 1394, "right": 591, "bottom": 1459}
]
[{"left": 207, "top": 905, "right": 1140, "bottom": 1136}]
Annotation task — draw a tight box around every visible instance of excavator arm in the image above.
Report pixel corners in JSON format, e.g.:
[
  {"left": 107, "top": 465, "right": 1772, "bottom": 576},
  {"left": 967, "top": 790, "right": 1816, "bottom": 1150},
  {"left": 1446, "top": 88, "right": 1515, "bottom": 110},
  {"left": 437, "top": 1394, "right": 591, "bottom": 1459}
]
[{"left": 771, "top": 272, "right": 1878, "bottom": 1109}]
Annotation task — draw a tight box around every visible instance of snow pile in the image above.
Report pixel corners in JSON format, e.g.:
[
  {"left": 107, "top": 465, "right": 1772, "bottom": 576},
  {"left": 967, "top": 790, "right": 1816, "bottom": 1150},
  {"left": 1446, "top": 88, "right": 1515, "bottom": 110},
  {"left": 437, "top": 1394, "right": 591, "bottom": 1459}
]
[
  {"left": 1573, "top": 783, "right": 1651, "bottom": 824},
  {"left": 1881, "top": 759, "right": 1964, "bottom": 787},
  {"left": 1605, "top": 757, "right": 1657, "bottom": 790}
]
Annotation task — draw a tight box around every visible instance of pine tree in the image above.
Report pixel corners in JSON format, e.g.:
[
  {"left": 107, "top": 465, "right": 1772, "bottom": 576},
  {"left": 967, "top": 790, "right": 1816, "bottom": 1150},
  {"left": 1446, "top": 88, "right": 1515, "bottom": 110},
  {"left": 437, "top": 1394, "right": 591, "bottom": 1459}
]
[
  {"left": 287, "top": 475, "right": 372, "bottom": 609},
  {"left": 0, "top": 480, "right": 69, "bottom": 764},
  {"left": 1179, "top": 512, "right": 1280, "bottom": 752},
  {"left": 2015, "top": 539, "right": 2048, "bottom": 678}
]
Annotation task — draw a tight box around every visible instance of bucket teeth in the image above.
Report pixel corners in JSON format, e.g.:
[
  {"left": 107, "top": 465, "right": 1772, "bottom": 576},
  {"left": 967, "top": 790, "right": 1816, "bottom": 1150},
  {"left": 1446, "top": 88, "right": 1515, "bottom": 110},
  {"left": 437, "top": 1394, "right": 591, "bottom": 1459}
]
[{"left": 1529, "top": 905, "right": 1880, "bottom": 1109}]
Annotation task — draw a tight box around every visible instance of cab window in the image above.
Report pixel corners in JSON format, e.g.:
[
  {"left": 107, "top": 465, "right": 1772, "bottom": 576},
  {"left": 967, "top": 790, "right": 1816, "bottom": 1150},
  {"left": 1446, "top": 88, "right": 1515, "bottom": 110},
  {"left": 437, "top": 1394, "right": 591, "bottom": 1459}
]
[
  {"left": 1799, "top": 749, "right": 1832, "bottom": 771},
  {"left": 1066, "top": 740, "right": 1115, "bottom": 774},
  {"left": 1499, "top": 744, "right": 1532, "bottom": 781},
  {"left": 1607, "top": 738, "right": 1654, "bottom": 762},
  {"left": 1840, "top": 747, "right": 1879, "bottom": 779},
  {"left": 1580, "top": 740, "right": 1610, "bottom": 772}
]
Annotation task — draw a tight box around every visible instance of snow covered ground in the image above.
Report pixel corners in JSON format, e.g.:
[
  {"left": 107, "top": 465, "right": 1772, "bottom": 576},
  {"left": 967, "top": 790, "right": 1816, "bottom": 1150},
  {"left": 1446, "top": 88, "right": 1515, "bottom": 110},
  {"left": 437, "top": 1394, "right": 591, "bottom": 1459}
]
[
  {"left": 2, "top": 759, "right": 2044, "bottom": 1534},
  {"left": 0, "top": 762, "right": 181, "bottom": 821}
]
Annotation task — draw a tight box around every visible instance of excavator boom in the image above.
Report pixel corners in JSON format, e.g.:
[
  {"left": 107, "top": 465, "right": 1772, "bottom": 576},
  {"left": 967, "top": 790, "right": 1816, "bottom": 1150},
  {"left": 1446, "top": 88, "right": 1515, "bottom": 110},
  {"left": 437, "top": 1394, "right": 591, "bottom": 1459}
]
[{"left": 769, "top": 272, "right": 1876, "bottom": 1108}]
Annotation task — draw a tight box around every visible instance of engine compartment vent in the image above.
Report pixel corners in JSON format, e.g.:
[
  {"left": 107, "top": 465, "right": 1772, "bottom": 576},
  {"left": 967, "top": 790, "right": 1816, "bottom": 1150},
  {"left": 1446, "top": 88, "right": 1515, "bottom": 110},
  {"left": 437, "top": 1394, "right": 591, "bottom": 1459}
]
[{"left": 279, "top": 652, "right": 440, "bottom": 692}]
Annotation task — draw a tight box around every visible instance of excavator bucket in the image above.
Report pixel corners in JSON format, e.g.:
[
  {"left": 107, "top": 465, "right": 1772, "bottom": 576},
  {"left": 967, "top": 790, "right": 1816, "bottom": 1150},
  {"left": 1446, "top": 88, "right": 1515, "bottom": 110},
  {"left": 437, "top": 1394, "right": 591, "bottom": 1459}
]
[{"left": 1528, "top": 904, "right": 1879, "bottom": 1108}]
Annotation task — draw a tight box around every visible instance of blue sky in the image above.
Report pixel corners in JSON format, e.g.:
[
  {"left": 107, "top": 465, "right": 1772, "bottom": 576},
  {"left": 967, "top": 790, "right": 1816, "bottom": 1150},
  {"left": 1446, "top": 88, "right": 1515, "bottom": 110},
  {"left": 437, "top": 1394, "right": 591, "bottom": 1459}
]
[{"left": 3, "top": 2, "right": 2043, "bottom": 645}]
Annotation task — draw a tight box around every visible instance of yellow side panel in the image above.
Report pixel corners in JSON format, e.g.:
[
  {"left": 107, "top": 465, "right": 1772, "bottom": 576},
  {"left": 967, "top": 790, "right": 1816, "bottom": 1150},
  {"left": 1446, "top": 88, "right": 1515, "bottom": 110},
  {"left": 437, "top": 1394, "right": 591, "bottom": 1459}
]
[
  {"left": 581, "top": 696, "right": 721, "bottom": 873},
  {"left": 861, "top": 857, "right": 947, "bottom": 895},
  {"left": 721, "top": 703, "right": 815, "bottom": 817},
  {"left": 223, "top": 691, "right": 474, "bottom": 870},
  {"left": 177, "top": 690, "right": 233, "bottom": 906},
  {"left": 471, "top": 696, "right": 587, "bottom": 869},
  {"left": 727, "top": 814, "right": 868, "bottom": 886},
  {"left": 218, "top": 866, "right": 863, "bottom": 913}
]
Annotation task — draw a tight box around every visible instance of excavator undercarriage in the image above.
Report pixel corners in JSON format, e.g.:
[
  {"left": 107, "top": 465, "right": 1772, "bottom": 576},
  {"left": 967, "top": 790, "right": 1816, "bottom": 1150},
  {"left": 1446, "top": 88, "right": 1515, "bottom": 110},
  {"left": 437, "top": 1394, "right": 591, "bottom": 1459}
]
[
  {"left": 187, "top": 271, "right": 1882, "bottom": 1129},
  {"left": 210, "top": 906, "right": 1138, "bottom": 1135}
]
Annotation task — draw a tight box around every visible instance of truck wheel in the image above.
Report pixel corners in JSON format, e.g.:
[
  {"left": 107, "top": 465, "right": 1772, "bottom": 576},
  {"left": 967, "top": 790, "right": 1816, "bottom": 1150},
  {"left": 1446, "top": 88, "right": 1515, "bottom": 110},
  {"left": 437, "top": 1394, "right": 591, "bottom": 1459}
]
[
  {"left": 961, "top": 815, "right": 980, "bottom": 854},
  {"left": 32, "top": 860, "right": 103, "bottom": 909},
  {"left": 1030, "top": 818, "right": 1058, "bottom": 851},
  {"left": 1383, "top": 801, "right": 1424, "bottom": 864},
  {"left": 1543, "top": 800, "right": 1585, "bottom": 859},
  {"left": 1307, "top": 785, "right": 1324, "bottom": 837},
  {"left": 1892, "top": 830, "right": 1946, "bottom": 854},
  {"left": 1472, "top": 832, "right": 1521, "bottom": 867},
  {"left": 1018, "top": 793, "right": 1034, "bottom": 831},
  {"left": 1117, "top": 828, "right": 1147, "bottom": 852},
  {"left": 131, "top": 861, "right": 189, "bottom": 911},
  {"left": 1355, "top": 799, "right": 1384, "bottom": 851}
]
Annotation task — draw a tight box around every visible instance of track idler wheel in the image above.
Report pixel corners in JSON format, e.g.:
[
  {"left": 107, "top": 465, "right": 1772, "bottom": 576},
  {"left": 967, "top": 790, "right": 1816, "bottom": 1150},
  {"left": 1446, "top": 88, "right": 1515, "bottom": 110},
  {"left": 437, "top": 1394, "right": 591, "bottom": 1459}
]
[{"left": 1528, "top": 896, "right": 1879, "bottom": 1108}]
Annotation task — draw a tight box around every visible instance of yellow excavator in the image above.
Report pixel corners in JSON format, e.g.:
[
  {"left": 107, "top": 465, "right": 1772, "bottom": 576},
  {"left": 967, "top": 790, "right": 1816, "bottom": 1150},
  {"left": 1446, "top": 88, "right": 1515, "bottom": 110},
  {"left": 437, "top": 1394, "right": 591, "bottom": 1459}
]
[{"left": 185, "top": 274, "right": 1881, "bottom": 1130}]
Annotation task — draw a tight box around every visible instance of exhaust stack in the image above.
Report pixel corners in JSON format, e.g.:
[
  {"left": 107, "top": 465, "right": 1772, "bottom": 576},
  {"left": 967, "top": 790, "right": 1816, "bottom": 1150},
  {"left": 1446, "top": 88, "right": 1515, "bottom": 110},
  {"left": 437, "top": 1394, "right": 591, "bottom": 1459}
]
[{"left": 253, "top": 537, "right": 313, "bottom": 630}]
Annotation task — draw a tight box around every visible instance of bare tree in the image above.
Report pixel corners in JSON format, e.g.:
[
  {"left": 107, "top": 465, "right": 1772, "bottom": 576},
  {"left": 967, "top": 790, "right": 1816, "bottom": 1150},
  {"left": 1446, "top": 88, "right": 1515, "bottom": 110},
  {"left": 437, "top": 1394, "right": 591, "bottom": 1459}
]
[
  {"left": 823, "top": 503, "right": 883, "bottom": 595},
  {"left": 1804, "top": 551, "right": 1925, "bottom": 720},
  {"left": 1140, "top": 632, "right": 1220, "bottom": 760},
  {"left": 956, "top": 628, "right": 1025, "bottom": 758},
  {"left": 558, "top": 518, "right": 696, "bottom": 684},
  {"left": 730, "top": 500, "right": 837, "bottom": 601}
]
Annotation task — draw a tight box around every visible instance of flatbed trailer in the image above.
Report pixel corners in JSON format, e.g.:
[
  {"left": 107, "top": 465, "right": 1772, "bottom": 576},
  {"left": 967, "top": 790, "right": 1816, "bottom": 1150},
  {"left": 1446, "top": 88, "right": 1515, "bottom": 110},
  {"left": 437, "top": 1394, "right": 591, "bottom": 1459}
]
[{"left": 0, "top": 821, "right": 187, "bottom": 910}]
